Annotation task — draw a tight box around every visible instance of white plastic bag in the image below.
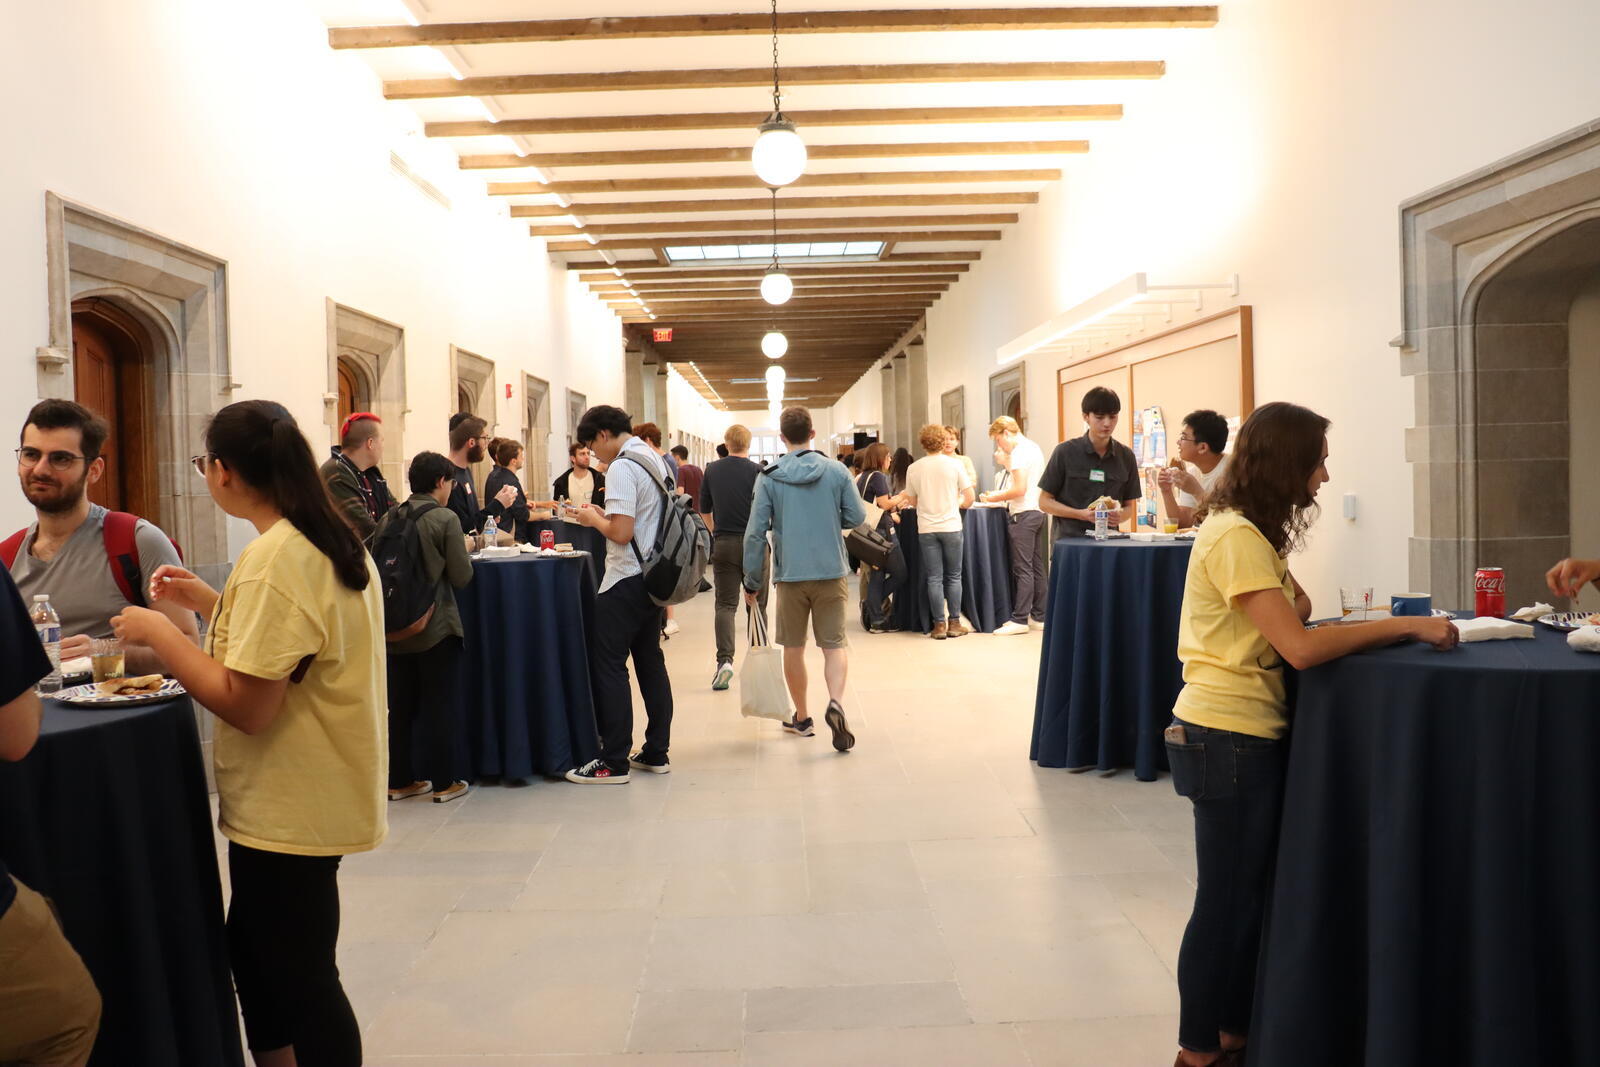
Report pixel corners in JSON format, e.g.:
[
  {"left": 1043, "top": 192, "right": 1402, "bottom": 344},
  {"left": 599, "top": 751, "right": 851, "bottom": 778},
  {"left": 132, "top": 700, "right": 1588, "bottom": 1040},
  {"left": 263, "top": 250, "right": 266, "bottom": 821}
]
[{"left": 739, "top": 607, "right": 792, "bottom": 721}]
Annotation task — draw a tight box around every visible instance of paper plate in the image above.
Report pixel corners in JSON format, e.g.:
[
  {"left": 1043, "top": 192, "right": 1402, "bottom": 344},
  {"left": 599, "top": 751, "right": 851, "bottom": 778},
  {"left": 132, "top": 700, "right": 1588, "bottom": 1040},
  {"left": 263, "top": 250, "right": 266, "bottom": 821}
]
[
  {"left": 54, "top": 678, "right": 186, "bottom": 708},
  {"left": 1536, "top": 612, "right": 1595, "bottom": 632}
]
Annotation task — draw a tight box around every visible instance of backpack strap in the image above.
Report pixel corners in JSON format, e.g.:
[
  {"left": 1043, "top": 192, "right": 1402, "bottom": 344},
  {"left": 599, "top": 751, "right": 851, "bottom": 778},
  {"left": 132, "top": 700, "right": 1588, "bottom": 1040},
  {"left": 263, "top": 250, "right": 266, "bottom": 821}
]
[
  {"left": 618, "top": 452, "right": 673, "bottom": 567},
  {"left": 0, "top": 528, "right": 25, "bottom": 570},
  {"left": 103, "top": 511, "right": 146, "bottom": 608}
]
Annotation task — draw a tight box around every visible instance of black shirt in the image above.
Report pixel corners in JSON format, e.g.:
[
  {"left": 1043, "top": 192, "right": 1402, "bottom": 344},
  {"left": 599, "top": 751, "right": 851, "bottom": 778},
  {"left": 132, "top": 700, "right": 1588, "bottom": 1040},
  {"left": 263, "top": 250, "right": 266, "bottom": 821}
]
[
  {"left": 447, "top": 463, "right": 480, "bottom": 535},
  {"left": 857, "top": 470, "right": 896, "bottom": 534},
  {"left": 482, "top": 466, "right": 530, "bottom": 542},
  {"left": 1037, "top": 433, "right": 1142, "bottom": 537},
  {"left": 1, "top": 567, "right": 51, "bottom": 917},
  {"left": 699, "top": 456, "right": 763, "bottom": 537}
]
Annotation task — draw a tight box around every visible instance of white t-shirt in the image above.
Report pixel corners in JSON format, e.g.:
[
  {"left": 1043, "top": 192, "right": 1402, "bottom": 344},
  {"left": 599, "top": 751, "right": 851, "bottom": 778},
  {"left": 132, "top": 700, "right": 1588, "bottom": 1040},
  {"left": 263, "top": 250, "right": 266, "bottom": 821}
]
[
  {"left": 567, "top": 469, "right": 596, "bottom": 508},
  {"left": 1000, "top": 436, "right": 1045, "bottom": 515},
  {"left": 905, "top": 453, "right": 973, "bottom": 534},
  {"left": 598, "top": 436, "right": 668, "bottom": 594},
  {"left": 1177, "top": 453, "right": 1230, "bottom": 510}
]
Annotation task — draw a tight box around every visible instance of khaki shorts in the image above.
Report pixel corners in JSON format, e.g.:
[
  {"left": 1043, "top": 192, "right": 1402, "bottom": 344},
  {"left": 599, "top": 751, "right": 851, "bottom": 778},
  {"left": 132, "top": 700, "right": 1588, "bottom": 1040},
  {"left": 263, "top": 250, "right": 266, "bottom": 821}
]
[
  {"left": 775, "top": 578, "right": 850, "bottom": 649},
  {"left": 0, "top": 878, "right": 102, "bottom": 1065}
]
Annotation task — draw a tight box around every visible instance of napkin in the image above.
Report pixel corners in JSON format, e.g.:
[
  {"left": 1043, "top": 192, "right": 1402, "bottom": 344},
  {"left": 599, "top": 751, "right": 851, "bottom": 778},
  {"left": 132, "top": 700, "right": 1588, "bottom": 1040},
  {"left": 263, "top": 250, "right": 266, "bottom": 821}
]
[
  {"left": 1510, "top": 602, "right": 1554, "bottom": 622},
  {"left": 60, "top": 656, "right": 92, "bottom": 676},
  {"left": 1569, "top": 627, "right": 1600, "bottom": 653},
  {"left": 1129, "top": 532, "right": 1176, "bottom": 542},
  {"left": 1453, "top": 617, "right": 1535, "bottom": 643}
]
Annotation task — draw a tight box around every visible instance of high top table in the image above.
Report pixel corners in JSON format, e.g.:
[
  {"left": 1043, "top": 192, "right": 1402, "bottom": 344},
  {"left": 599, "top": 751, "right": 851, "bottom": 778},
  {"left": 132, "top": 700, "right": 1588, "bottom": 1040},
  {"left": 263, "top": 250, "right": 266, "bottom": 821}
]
[
  {"left": 892, "top": 505, "right": 1014, "bottom": 634},
  {"left": 1251, "top": 620, "right": 1600, "bottom": 1066},
  {"left": 0, "top": 696, "right": 244, "bottom": 1066},
  {"left": 526, "top": 518, "right": 607, "bottom": 586},
  {"left": 1030, "top": 537, "right": 1193, "bottom": 780}
]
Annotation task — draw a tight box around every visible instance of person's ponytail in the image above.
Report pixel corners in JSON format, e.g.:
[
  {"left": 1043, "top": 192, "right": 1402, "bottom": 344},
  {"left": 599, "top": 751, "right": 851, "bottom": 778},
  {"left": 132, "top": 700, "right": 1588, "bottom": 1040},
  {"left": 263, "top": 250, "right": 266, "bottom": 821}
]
[{"left": 207, "top": 400, "right": 371, "bottom": 592}]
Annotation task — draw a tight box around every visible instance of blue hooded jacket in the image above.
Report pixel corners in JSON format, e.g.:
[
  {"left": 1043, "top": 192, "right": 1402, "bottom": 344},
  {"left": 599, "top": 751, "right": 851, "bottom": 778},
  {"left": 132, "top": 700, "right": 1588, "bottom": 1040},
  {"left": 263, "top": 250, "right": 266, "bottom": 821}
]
[{"left": 742, "top": 449, "right": 867, "bottom": 587}]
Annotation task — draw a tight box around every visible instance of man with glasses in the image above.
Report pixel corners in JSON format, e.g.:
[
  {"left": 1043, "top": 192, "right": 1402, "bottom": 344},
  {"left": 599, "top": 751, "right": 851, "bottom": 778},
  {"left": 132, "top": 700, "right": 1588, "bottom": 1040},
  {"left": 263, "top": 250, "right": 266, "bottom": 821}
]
[
  {"left": 1158, "top": 410, "right": 1231, "bottom": 529},
  {"left": 5, "top": 400, "right": 198, "bottom": 673},
  {"left": 445, "top": 413, "right": 518, "bottom": 536}
]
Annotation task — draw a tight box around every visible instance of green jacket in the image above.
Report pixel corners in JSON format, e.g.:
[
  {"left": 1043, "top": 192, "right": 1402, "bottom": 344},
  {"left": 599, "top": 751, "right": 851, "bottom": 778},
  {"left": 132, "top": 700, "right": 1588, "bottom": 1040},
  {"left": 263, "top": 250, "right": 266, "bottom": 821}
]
[
  {"left": 319, "top": 449, "right": 395, "bottom": 547},
  {"left": 383, "top": 494, "right": 474, "bottom": 655}
]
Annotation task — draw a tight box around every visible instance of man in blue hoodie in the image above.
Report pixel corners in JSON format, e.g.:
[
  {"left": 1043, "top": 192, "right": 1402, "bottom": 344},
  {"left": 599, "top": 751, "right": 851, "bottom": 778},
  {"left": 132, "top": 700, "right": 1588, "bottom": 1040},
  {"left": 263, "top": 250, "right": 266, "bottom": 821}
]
[{"left": 742, "top": 406, "right": 867, "bottom": 752}]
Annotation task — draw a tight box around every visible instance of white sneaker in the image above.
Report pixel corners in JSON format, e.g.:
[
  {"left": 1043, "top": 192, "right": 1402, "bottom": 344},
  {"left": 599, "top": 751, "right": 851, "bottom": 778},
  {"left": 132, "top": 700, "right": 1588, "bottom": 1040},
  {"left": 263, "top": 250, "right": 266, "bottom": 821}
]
[
  {"left": 663, "top": 619, "right": 681, "bottom": 637},
  {"left": 993, "top": 621, "right": 1030, "bottom": 636},
  {"left": 712, "top": 661, "right": 733, "bottom": 691},
  {"left": 1029, "top": 620, "right": 1046, "bottom": 632}
]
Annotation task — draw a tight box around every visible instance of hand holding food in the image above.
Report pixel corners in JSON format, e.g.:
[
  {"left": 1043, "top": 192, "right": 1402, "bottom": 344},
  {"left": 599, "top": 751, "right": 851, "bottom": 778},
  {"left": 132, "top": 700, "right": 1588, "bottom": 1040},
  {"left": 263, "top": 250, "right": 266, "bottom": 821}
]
[
  {"left": 147, "top": 565, "right": 217, "bottom": 615},
  {"left": 1546, "top": 558, "right": 1600, "bottom": 599},
  {"left": 494, "top": 484, "right": 519, "bottom": 509},
  {"left": 110, "top": 605, "right": 180, "bottom": 648}
]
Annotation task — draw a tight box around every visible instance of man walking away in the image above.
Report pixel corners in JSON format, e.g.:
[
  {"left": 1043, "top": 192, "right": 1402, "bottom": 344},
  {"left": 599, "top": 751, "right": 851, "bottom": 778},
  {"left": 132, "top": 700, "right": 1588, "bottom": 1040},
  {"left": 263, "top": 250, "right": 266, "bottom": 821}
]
[
  {"left": 742, "top": 406, "right": 865, "bottom": 751},
  {"left": 565, "top": 406, "right": 675, "bottom": 782},
  {"left": 980, "top": 416, "right": 1048, "bottom": 634},
  {"left": 319, "top": 412, "right": 394, "bottom": 547},
  {"left": 699, "top": 424, "right": 770, "bottom": 691}
]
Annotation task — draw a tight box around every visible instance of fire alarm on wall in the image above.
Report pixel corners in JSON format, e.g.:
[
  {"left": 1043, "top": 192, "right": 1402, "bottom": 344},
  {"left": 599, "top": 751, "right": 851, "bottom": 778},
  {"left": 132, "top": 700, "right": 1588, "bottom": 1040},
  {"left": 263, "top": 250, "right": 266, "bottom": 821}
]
[
  {"left": 653, "top": 327, "right": 674, "bottom": 343},
  {"left": 505, "top": 383, "right": 513, "bottom": 399}
]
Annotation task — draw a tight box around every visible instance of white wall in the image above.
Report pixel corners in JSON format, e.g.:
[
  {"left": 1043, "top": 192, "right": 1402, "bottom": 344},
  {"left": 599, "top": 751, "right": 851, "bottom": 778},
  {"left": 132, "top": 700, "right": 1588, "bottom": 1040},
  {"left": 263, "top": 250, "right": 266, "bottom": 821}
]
[
  {"left": 0, "top": 0, "right": 626, "bottom": 541},
  {"left": 825, "top": 0, "right": 1600, "bottom": 606}
]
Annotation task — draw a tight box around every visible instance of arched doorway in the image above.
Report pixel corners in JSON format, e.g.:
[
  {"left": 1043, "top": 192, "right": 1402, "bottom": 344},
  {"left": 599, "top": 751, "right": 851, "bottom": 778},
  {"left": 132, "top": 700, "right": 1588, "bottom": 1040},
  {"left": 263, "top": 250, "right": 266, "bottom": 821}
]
[
  {"left": 336, "top": 355, "right": 372, "bottom": 429},
  {"left": 70, "top": 298, "right": 158, "bottom": 521}
]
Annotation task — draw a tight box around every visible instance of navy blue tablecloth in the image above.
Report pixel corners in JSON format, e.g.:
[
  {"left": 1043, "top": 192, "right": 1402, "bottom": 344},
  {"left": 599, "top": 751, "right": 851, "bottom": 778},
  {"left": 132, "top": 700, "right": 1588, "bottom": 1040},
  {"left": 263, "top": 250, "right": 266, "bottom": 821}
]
[
  {"left": 0, "top": 697, "right": 243, "bottom": 1066},
  {"left": 456, "top": 555, "right": 600, "bottom": 779},
  {"left": 1030, "top": 537, "right": 1192, "bottom": 780},
  {"left": 1252, "top": 621, "right": 1600, "bottom": 1066},
  {"left": 892, "top": 506, "right": 1013, "bottom": 634},
  {"left": 527, "top": 519, "right": 607, "bottom": 586}
]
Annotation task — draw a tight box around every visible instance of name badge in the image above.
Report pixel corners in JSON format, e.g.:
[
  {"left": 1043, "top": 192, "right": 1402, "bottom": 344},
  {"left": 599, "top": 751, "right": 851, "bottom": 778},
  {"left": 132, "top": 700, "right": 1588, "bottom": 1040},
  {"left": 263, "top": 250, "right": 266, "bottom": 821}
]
[{"left": 1089, "top": 469, "right": 1107, "bottom": 483}]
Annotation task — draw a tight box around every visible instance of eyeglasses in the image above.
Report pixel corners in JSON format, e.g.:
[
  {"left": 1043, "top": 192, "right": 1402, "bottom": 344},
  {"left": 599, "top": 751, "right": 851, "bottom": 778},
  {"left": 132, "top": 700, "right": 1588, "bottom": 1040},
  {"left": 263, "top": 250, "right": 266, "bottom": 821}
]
[
  {"left": 15, "top": 447, "right": 87, "bottom": 471},
  {"left": 1178, "top": 434, "right": 1195, "bottom": 445},
  {"left": 190, "top": 454, "right": 218, "bottom": 477}
]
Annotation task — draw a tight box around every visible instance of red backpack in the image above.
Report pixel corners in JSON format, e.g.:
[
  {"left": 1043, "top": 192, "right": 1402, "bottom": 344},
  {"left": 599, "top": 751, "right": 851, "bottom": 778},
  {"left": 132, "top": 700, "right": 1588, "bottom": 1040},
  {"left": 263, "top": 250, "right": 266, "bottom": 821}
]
[{"left": 0, "top": 511, "right": 183, "bottom": 609}]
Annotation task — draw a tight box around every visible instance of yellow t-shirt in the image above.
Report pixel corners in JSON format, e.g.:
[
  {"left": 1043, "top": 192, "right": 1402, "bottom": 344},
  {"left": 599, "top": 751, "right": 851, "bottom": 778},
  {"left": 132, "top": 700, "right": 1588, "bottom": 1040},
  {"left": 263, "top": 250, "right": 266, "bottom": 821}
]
[
  {"left": 208, "top": 519, "right": 388, "bottom": 856},
  {"left": 1172, "top": 509, "right": 1297, "bottom": 739}
]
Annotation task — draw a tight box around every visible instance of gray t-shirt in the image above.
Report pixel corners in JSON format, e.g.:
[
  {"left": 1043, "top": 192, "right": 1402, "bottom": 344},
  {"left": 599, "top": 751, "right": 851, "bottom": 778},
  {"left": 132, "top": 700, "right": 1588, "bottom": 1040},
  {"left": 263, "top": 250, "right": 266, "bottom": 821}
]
[
  {"left": 599, "top": 436, "right": 668, "bottom": 595},
  {"left": 8, "top": 505, "right": 183, "bottom": 639}
]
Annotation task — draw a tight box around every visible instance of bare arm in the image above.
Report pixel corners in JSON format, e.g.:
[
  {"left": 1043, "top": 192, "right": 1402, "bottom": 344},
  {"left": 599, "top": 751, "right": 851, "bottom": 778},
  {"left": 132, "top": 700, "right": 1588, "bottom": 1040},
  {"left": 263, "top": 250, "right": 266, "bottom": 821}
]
[
  {"left": 1038, "top": 491, "right": 1091, "bottom": 523},
  {"left": 959, "top": 486, "right": 976, "bottom": 509},
  {"left": 574, "top": 504, "right": 636, "bottom": 546},
  {"left": 1236, "top": 587, "right": 1457, "bottom": 671},
  {"left": 1160, "top": 482, "right": 1196, "bottom": 528},
  {"left": 112, "top": 607, "right": 291, "bottom": 734},
  {"left": 0, "top": 688, "right": 42, "bottom": 762},
  {"left": 699, "top": 511, "right": 716, "bottom": 533},
  {"left": 1286, "top": 570, "right": 1313, "bottom": 623},
  {"left": 126, "top": 598, "right": 201, "bottom": 674}
]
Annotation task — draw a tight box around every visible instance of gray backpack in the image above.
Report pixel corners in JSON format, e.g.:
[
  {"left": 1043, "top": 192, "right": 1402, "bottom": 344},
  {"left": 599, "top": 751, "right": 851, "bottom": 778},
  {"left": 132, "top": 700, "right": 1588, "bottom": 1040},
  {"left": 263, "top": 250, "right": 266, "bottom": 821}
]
[{"left": 620, "top": 453, "right": 713, "bottom": 606}]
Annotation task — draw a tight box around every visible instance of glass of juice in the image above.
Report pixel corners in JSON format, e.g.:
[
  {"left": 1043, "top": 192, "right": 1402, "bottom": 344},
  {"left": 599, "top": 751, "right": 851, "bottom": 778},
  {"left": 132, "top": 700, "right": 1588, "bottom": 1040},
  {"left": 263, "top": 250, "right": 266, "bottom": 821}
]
[{"left": 91, "top": 637, "right": 125, "bottom": 683}]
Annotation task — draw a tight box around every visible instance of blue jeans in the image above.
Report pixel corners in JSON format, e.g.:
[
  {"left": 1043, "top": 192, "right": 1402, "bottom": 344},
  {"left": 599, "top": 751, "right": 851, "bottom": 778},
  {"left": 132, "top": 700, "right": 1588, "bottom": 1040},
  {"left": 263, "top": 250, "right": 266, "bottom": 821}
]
[
  {"left": 1165, "top": 718, "right": 1287, "bottom": 1054},
  {"left": 918, "top": 530, "right": 963, "bottom": 623}
]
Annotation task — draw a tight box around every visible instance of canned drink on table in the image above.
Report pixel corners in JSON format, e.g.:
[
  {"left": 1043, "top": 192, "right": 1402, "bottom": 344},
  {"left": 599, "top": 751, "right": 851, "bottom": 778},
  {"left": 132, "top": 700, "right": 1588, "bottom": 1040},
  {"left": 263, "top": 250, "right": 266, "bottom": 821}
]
[
  {"left": 540, "top": 529, "right": 556, "bottom": 551},
  {"left": 1474, "top": 566, "right": 1505, "bottom": 618}
]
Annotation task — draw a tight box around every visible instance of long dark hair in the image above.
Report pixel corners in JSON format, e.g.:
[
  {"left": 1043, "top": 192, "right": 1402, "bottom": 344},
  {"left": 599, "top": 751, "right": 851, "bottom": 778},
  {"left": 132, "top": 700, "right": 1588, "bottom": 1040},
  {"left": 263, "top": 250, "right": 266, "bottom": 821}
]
[
  {"left": 207, "top": 400, "right": 370, "bottom": 591},
  {"left": 889, "top": 447, "right": 914, "bottom": 492},
  {"left": 1203, "top": 402, "right": 1330, "bottom": 556}
]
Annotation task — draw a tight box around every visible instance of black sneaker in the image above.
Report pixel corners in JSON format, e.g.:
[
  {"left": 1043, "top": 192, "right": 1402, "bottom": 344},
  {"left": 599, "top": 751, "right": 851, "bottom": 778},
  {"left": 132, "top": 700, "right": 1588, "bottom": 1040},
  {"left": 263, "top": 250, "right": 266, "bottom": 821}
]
[
  {"left": 628, "top": 750, "right": 671, "bottom": 774},
  {"left": 824, "top": 700, "right": 856, "bottom": 753},
  {"left": 783, "top": 716, "right": 815, "bottom": 737},
  {"left": 564, "top": 758, "right": 630, "bottom": 784}
]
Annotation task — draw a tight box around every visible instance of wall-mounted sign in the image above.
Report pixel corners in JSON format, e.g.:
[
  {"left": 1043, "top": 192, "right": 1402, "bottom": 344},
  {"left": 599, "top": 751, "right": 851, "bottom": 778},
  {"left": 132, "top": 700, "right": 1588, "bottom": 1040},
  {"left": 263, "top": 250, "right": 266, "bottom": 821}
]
[{"left": 653, "top": 327, "right": 674, "bottom": 343}]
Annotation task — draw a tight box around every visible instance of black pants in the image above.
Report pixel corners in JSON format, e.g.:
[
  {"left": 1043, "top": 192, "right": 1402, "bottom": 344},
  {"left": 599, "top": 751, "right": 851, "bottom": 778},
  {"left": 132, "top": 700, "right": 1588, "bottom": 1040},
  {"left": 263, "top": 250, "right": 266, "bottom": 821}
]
[
  {"left": 1166, "top": 718, "right": 1287, "bottom": 1054},
  {"left": 591, "top": 575, "right": 674, "bottom": 770},
  {"left": 386, "top": 635, "right": 464, "bottom": 790},
  {"left": 227, "top": 842, "right": 360, "bottom": 1066},
  {"left": 1007, "top": 510, "right": 1048, "bottom": 624},
  {"left": 864, "top": 536, "right": 906, "bottom": 628}
]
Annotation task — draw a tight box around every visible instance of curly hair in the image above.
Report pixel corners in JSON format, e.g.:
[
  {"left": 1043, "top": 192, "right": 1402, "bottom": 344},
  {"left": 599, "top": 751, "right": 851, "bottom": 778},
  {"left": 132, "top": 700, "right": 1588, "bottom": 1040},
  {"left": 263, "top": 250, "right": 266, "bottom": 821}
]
[{"left": 1201, "top": 402, "right": 1330, "bottom": 556}]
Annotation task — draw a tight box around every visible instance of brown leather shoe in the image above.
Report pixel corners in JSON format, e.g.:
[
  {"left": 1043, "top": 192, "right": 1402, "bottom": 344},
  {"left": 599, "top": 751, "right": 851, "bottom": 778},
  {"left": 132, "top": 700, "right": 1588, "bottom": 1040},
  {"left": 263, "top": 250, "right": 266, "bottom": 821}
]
[
  {"left": 946, "top": 620, "right": 969, "bottom": 638},
  {"left": 931, "top": 621, "right": 948, "bottom": 639}
]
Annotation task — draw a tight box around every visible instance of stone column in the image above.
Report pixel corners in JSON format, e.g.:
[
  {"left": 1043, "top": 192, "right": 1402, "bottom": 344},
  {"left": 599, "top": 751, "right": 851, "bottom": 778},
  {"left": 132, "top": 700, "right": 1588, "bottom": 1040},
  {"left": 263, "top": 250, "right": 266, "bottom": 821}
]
[
  {"left": 894, "top": 354, "right": 912, "bottom": 449},
  {"left": 907, "top": 343, "right": 930, "bottom": 432},
  {"left": 880, "top": 362, "right": 897, "bottom": 449}
]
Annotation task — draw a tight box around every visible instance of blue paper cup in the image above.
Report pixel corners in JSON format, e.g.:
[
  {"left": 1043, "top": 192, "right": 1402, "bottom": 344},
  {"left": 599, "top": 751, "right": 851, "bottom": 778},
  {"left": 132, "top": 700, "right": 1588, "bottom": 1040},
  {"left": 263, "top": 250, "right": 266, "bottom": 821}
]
[{"left": 1391, "top": 593, "right": 1433, "bottom": 617}]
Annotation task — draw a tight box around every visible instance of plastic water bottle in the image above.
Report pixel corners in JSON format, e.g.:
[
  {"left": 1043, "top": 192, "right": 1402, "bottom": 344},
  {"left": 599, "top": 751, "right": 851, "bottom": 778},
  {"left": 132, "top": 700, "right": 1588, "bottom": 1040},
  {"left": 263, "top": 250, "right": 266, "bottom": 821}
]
[
  {"left": 1093, "top": 504, "right": 1109, "bottom": 542},
  {"left": 30, "top": 594, "right": 62, "bottom": 694},
  {"left": 481, "top": 515, "right": 498, "bottom": 547}
]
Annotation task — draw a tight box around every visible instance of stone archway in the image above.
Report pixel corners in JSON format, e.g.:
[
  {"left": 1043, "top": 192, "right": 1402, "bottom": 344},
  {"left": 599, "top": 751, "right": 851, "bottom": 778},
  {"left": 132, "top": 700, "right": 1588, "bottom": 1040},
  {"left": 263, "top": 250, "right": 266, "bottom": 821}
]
[{"left": 1399, "top": 119, "right": 1600, "bottom": 609}]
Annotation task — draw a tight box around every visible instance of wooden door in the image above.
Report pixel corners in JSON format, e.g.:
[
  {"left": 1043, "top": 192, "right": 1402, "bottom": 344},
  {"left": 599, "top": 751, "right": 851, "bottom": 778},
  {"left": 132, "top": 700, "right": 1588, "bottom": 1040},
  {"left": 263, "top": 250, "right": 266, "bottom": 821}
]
[
  {"left": 71, "top": 301, "right": 156, "bottom": 520},
  {"left": 337, "top": 362, "right": 359, "bottom": 428}
]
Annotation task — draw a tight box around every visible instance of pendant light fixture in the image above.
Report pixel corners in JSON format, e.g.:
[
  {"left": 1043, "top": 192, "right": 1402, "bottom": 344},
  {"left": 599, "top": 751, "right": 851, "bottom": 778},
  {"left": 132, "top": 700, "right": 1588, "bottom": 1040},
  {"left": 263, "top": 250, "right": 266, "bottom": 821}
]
[
  {"left": 760, "top": 189, "right": 794, "bottom": 305},
  {"left": 751, "top": 0, "right": 806, "bottom": 187},
  {"left": 761, "top": 330, "right": 788, "bottom": 359}
]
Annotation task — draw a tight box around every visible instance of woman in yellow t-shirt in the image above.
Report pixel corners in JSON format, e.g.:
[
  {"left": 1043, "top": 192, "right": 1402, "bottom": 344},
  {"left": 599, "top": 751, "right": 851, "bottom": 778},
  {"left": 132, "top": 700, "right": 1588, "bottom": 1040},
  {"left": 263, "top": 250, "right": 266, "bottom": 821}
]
[
  {"left": 1166, "top": 402, "right": 1458, "bottom": 1067},
  {"left": 113, "top": 400, "right": 385, "bottom": 1067}
]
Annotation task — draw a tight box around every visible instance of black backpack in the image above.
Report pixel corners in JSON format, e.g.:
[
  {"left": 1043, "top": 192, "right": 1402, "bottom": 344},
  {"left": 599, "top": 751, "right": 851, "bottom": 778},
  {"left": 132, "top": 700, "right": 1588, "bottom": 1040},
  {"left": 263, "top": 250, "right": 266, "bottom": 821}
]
[{"left": 373, "top": 500, "right": 442, "bottom": 641}]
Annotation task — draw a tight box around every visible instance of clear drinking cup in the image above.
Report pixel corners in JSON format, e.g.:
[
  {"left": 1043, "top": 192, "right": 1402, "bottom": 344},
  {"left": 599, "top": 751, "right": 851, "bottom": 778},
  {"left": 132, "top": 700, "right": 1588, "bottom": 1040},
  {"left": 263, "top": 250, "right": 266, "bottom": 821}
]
[
  {"left": 91, "top": 637, "right": 126, "bottom": 683},
  {"left": 1340, "top": 587, "right": 1375, "bottom": 621}
]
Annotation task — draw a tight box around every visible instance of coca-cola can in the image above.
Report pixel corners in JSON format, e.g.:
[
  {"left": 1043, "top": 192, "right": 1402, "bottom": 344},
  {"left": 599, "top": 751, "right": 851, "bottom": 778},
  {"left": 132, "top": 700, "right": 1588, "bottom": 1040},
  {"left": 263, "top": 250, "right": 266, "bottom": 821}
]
[
  {"left": 1474, "top": 566, "right": 1505, "bottom": 618},
  {"left": 539, "top": 529, "right": 556, "bottom": 551}
]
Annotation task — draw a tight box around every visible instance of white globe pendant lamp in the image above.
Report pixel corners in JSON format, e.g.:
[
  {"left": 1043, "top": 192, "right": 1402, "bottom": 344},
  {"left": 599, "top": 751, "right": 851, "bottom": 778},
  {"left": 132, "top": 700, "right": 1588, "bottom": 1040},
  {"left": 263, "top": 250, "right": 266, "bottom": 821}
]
[
  {"left": 760, "top": 189, "right": 793, "bottom": 305},
  {"left": 761, "top": 330, "right": 788, "bottom": 359},
  {"left": 765, "top": 364, "right": 787, "bottom": 390},
  {"left": 751, "top": 0, "right": 805, "bottom": 188}
]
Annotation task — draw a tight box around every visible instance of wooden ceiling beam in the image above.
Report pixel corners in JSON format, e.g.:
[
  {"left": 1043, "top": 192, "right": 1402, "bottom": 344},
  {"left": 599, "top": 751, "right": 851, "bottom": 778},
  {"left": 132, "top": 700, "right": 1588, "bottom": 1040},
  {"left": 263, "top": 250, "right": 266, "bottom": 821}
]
[
  {"left": 602, "top": 283, "right": 950, "bottom": 296},
  {"left": 384, "top": 62, "right": 1165, "bottom": 101},
  {"left": 611, "top": 274, "right": 960, "bottom": 287},
  {"left": 579, "top": 263, "right": 971, "bottom": 280},
  {"left": 466, "top": 141, "right": 1088, "bottom": 170},
  {"left": 334, "top": 9, "right": 1217, "bottom": 48},
  {"left": 532, "top": 213, "right": 1017, "bottom": 237},
  {"left": 548, "top": 230, "right": 1001, "bottom": 252},
  {"left": 577, "top": 250, "right": 982, "bottom": 269},
  {"left": 496, "top": 169, "right": 1058, "bottom": 196},
  {"left": 519, "top": 193, "right": 1036, "bottom": 218},
  {"left": 428, "top": 104, "right": 1120, "bottom": 138}
]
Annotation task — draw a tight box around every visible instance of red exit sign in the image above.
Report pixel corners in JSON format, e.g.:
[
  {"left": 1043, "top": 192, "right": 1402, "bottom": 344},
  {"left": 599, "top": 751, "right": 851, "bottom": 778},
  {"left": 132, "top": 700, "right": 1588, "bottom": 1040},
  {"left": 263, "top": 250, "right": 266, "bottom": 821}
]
[{"left": 653, "top": 327, "right": 674, "bottom": 343}]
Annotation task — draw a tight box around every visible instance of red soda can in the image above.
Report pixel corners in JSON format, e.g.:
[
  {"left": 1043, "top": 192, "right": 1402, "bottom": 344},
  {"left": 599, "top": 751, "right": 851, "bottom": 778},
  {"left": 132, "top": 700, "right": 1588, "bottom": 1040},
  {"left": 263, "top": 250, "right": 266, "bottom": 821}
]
[
  {"left": 1474, "top": 566, "right": 1505, "bottom": 618},
  {"left": 539, "top": 529, "right": 555, "bottom": 551}
]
